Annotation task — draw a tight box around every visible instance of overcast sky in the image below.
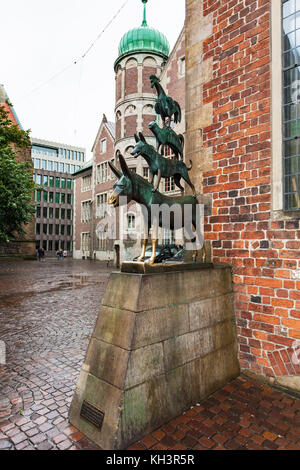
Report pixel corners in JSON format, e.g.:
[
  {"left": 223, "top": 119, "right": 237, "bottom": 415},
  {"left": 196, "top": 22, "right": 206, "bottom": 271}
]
[{"left": 1, "top": 0, "right": 185, "bottom": 159}]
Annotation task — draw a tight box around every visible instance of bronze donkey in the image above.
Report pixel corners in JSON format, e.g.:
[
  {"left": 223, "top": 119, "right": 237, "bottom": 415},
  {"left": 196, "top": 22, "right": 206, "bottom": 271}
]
[
  {"left": 131, "top": 132, "right": 196, "bottom": 196},
  {"left": 108, "top": 152, "right": 203, "bottom": 264}
]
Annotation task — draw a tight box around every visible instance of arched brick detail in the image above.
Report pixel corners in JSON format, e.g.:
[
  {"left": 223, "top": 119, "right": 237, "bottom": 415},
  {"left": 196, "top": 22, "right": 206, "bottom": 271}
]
[
  {"left": 142, "top": 114, "right": 156, "bottom": 135},
  {"left": 116, "top": 68, "right": 122, "bottom": 102},
  {"left": 142, "top": 67, "right": 157, "bottom": 94},
  {"left": 125, "top": 115, "right": 137, "bottom": 138},
  {"left": 125, "top": 68, "right": 138, "bottom": 95}
]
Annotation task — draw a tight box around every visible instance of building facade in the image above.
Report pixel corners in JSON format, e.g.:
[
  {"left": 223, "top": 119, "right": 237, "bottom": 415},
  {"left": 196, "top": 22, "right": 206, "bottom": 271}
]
[
  {"left": 0, "top": 84, "right": 36, "bottom": 258},
  {"left": 185, "top": 0, "right": 300, "bottom": 391},
  {"left": 31, "top": 138, "right": 85, "bottom": 255}
]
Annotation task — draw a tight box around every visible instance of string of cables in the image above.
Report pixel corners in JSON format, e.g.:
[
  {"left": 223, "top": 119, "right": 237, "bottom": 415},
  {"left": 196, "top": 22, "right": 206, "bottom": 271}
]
[{"left": 19, "top": 0, "right": 130, "bottom": 101}]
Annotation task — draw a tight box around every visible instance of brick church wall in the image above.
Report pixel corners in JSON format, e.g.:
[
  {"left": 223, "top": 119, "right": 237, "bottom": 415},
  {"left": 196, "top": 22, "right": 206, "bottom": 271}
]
[{"left": 186, "top": 0, "right": 300, "bottom": 386}]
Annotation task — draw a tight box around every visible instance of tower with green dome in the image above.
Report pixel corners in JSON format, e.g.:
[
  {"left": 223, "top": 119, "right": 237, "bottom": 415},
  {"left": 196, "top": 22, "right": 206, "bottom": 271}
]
[{"left": 114, "top": 0, "right": 170, "bottom": 163}]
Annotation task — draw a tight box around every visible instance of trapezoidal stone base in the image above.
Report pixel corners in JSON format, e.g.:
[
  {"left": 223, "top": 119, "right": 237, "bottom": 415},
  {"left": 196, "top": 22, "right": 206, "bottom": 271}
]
[{"left": 68, "top": 264, "right": 240, "bottom": 450}]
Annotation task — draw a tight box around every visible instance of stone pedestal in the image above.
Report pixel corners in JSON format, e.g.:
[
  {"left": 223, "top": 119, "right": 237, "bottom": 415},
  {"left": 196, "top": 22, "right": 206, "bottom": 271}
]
[{"left": 69, "top": 264, "right": 239, "bottom": 450}]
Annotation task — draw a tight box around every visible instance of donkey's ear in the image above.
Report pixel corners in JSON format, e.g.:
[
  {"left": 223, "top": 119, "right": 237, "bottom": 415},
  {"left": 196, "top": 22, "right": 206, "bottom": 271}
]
[
  {"left": 139, "top": 132, "right": 146, "bottom": 143},
  {"left": 134, "top": 133, "right": 139, "bottom": 143},
  {"left": 118, "top": 153, "right": 131, "bottom": 179},
  {"left": 108, "top": 161, "right": 121, "bottom": 179}
]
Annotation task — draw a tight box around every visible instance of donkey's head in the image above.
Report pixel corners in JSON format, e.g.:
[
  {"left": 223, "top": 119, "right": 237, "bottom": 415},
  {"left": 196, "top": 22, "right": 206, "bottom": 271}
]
[
  {"left": 108, "top": 152, "right": 133, "bottom": 207},
  {"left": 131, "top": 132, "right": 149, "bottom": 158}
]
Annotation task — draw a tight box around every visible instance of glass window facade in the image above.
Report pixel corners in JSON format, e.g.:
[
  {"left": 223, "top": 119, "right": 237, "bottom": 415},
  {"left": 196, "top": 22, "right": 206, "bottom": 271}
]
[{"left": 282, "top": 0, "right": 300, "bottom": 209}]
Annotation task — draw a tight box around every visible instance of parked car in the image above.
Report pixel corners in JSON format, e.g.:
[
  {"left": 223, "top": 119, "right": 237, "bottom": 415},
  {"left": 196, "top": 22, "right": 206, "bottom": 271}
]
[
  {"left": 163, "top": 248, "right": 185, "bottom": 263},
  {"left": 133, "top": 244, "right": 179, "bottom": 263}
]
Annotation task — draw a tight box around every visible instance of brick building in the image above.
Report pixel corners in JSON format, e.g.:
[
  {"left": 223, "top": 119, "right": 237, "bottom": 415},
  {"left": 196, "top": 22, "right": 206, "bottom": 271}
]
[
  {"left": 72, "top": 116, "right": 116, "bottom": 260},
  {"left": 0, "top": 84, "right": 36, "bottom": 258},
  {"left": 31, "top": 138, "right": 85, "bottom": 256},
  {"left": 185, "top": 0, "right": 300, "bottom": 391}
]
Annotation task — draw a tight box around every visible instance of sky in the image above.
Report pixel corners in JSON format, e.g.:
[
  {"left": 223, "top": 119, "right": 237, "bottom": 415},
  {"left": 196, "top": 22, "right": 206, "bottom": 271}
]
[{"left": 1, "top": 0, "right": 186, "bottom": 159}]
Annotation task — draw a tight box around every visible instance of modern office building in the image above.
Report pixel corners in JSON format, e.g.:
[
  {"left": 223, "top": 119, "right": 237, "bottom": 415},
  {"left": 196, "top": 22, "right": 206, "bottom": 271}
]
[{"left": 31, "top": 137, "right": 85, "bottom": 255}]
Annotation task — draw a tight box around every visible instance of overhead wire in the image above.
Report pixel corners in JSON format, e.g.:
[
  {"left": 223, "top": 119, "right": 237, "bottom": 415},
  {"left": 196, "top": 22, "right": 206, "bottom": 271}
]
[{"left": 18, "top": 0, "right": 130, "bottom": 101}]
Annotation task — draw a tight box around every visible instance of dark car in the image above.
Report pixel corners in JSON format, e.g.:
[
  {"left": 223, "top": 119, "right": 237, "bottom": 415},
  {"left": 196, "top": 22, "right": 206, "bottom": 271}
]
[
  {"left": 133, "top": 244, "right": 179, "bottom": 263},
  {"left": 163, "top": 248, "right": 185, "bottom": 263}
]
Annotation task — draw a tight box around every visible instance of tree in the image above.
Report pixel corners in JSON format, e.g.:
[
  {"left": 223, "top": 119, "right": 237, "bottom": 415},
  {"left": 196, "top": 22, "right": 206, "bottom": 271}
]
[{"left": 0, "top": 104, "right": 35, "bottom": 243}]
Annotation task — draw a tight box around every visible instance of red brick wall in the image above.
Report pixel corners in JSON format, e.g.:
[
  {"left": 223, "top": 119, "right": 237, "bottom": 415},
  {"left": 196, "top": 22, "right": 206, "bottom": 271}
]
[
  {"left": 115, "top": 118, "right": 122, "bottom": 141},
  {"left": 200, "top": 0, "right": 300, "bottom": 379},
  {"left": 125, "top": 67, "right": 138, "bottom": 95},
  {"left": 142, "top": 67, "right": 157, "bottom": 93},
  {"left": 142, "top": 114, "right": 156, "bottom": 136},
  {"left": 125, "top": 115, "right": 137, "bottom": 138},
  {"left": 116, "top": 72, "right": 122, "bottom": 102}
]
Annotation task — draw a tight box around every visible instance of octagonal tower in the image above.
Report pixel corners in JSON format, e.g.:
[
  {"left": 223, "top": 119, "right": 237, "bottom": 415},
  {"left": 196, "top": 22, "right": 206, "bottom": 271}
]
[{"left": 114, "top": 0, "right": 169, "bottom": 173}]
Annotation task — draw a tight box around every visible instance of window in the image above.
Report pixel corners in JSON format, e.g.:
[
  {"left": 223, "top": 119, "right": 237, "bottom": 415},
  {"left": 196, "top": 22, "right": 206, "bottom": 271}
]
[
  {"left": 54, "top": 161, "right": 58, "bottom": 172},
  {"left": 48, "top": 240, "right": 53, "bottom": 251},
  {"left": 67, "top": 194, "right": 72, "bottom": 204},
  {"left": 180, "top": 57, "right": 185, "bottom": 76},
  {"left": 282, "top": 0, "right": 300, "bottom": 209},
  {"left": 165, "top": 177, "right": 175, "bottom": 192},
  {"left": 43, "top": 207, "right": 47, "bottom": 218},
  {"left": 61, "top": 178, "right": 66, "bottom": 189},
  {"left": 36, "top": 206, "right": 41, "bottom": 217},
  {"left": 82, "top": 174, "right": 92, "bottom": 191},
  {"left": 55, "top": 208, "right": 60, "bottom": 219},
  {"left": 81, "top": 232, "right": 90, "bottom": 251},
  {"left": 43, "top": 240, "right": 47, "bottom": 251},
  {"left": 127, "top": 214, "right": 135, "bottom": 231},
  {"left": 96, "top": 162, "right": 108, "bottom": 184},
  {"left": 61, "top": 193, "right": 65, "bottom": 204},
  {"left": 49, "top": 224, "right": 53, "bottom": 235},
  {"left": 47, "top": 160, "right": 53, "bottom": 171},
  {"left": 67, "top": 224, "right": 72, "bottom": 236},
  {"left": 43, "top": 175, "right": 48, "bottom": 186},
  {"left": 61, "top": 208, "right": 65, "bottom": 219},
  {"left": 60, "top": 163, "right": 64, "bottom": 172},
  {"left": 96, "top": 193, "right": 107, "bottom": 218},
  {"left": 67, "top": 209, "right": 72, "bottom": 220},
  {"left": 36, "top": 223, "right": 40, "bottom": 235},
  {"left": 36, "top": 190, "right": 41, "bottom": 202},
  {"left": 65, "top": 164, "right": 70, "bottom": 173},
  {"left": 143, "top": 167, "right": 149, "bottom": 179},
  {"left": 67, "top": 241, "right": 71, "bottom": 251},
  {"left": 55, "top": 177, "right": 60, "bottom": 188},
  {"left": 67, "top": 178, "right": 72, "bottom": 189},
  {"left": 43, "top": 191, "right": 48, "bottom": 203},
  {"left": 36, "top": 174, "right": 41, "bottom": 185},
  {"left": 61, "top": 225, "right": 65, "bottom": 235},
  {"left": 55, "top": 193, "right": 60, "bottom": 204},
  {"left": 49, "top": 207, "right": 53, "bottom": 218},
  {"left": 49, "top": 192, "right": 54, "bottom": 203},
  {"left": 55, "top": 224, "right": 59, "bottom": 235},
  {"left": 34, "top": 158, "right": 40, "bottom": 169},
  {"left": 101, "top": 139, "right": 107, "bottom": 153},
  {"left": 49, "top": 176, "right": 54, "bottom": 187},
  {"left": 43, "top": 224, "right": 47, "bottom": 235},
  {"left": 81, "top": 201, "right": 91, "bottom": 222},
  {"left": 71, "top": 165, "right": 75, "bottom": 173},
  {"left": 42, "top": 160, "right": 46, "bottom": 170},
  {"left": 130, "top": 167, "right": 136, "bottom": 173}
]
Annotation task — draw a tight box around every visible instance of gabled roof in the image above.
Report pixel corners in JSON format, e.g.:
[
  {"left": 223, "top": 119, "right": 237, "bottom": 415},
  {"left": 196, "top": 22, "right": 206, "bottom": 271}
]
[{"left": 91, "top": 114, "right": 115, "bottom": 152}]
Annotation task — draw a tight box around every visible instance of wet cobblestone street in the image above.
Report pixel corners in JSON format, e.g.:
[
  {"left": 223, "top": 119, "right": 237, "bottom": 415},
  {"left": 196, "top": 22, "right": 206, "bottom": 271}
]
[
  {"left": 0, "top": 259, "right": 111, "bottom": 450},
  {"left": 1, "top": 259, "right": 300, "bottom": 451}
]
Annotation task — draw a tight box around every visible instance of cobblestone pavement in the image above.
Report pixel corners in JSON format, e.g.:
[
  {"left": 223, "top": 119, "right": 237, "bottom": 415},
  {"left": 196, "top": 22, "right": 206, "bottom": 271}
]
[{"left": 1, "top": 259, "right": 300, "bottom": 451}]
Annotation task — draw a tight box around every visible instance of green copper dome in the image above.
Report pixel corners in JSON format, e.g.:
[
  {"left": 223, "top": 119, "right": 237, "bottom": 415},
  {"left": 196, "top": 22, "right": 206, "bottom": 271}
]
[{"left": 115, "top": 0, "right": 169, "bottom": 68}]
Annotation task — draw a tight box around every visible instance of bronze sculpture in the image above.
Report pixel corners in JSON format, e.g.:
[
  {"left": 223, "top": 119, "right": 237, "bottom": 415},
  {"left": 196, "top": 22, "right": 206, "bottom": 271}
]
[
  {"left": 131, "top": 132, "right": 196, "bottom": 195},
  {"left": 108, "top": 153, "right": 202, "bottom": 264},
  {"left": 150, "top": 74, "right": 181, "bottom": 124},
  {"left": 149, "top": 121, "right": 184, "bottom": 159}
]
